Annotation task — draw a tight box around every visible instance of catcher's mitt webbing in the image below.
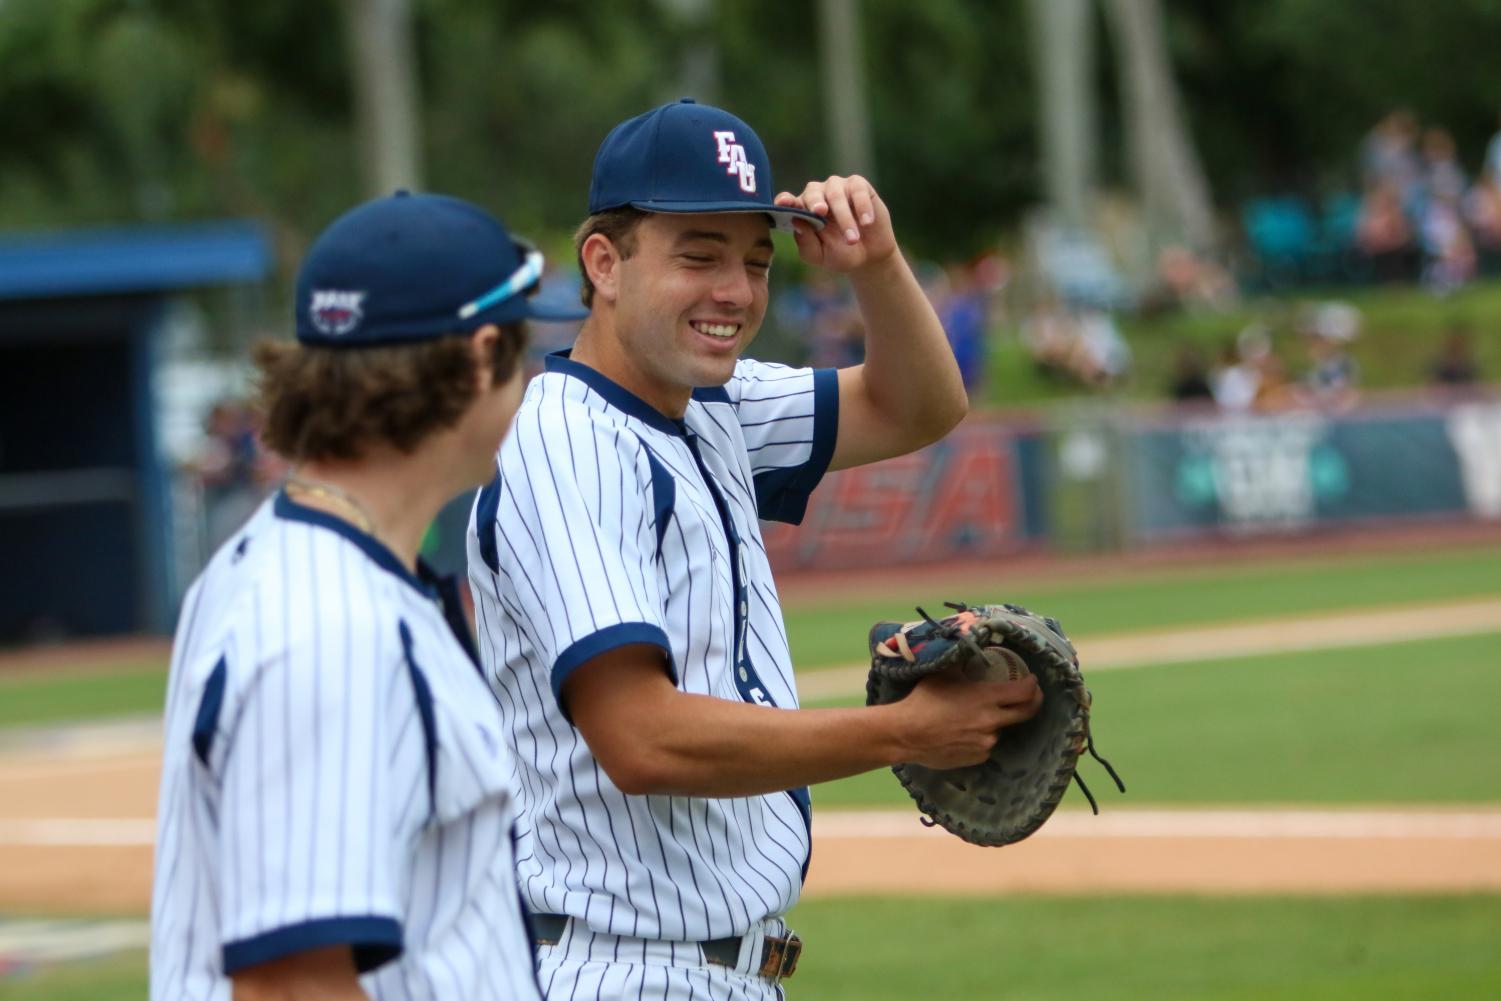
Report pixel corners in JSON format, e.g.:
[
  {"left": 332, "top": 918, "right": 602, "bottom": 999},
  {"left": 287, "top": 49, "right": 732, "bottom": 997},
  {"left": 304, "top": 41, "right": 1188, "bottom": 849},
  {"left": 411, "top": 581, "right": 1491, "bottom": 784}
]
[{"left": 866, "top": 601, "right": 1124, "bottom": 846}]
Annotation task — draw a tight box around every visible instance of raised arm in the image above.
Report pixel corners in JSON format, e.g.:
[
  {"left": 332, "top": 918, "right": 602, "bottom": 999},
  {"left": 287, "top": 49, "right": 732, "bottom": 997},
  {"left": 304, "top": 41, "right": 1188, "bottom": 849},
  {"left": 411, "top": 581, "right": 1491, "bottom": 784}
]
[{"left": 776, "top": 175, "right": 969, "bottom": 472}]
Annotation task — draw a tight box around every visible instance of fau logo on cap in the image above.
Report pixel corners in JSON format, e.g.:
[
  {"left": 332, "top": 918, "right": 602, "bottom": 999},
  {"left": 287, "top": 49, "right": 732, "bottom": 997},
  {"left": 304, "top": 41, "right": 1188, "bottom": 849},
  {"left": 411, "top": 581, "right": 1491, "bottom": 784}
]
[
  {"left": 310, "top": 289, "right": 366, "bottom": 336},
  {"left": 713, "top": 130, "right": 757, "bottom": 194}
]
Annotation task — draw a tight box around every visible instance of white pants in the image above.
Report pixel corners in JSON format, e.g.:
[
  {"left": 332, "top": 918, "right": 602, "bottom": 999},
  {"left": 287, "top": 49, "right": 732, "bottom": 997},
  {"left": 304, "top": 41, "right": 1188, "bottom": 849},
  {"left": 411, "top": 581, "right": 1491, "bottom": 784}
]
[{"left": 536, "top": 916, "right": 792, "bottom": 1001}]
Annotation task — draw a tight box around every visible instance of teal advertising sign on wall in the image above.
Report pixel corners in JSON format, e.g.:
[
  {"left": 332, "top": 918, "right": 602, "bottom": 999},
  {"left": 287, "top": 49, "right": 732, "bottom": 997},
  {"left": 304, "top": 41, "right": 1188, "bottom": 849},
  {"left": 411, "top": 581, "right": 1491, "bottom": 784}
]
[{"left": 1128, "top": 408, "right": 1474, "bottom": 539}]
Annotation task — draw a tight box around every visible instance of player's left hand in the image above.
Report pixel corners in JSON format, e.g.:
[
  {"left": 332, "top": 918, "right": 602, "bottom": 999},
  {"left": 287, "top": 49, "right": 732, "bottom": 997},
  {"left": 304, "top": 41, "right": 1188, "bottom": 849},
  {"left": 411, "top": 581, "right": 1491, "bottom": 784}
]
[{"left": 775, "top": 175, "right": 897, "bottom": 273}]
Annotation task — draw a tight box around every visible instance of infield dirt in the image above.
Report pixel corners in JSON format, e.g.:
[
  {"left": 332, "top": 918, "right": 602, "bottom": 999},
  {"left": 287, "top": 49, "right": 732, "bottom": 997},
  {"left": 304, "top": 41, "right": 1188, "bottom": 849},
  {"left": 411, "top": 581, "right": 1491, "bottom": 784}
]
[{"left": 1, "top": 599, "right": 1498, "bottom": 914}]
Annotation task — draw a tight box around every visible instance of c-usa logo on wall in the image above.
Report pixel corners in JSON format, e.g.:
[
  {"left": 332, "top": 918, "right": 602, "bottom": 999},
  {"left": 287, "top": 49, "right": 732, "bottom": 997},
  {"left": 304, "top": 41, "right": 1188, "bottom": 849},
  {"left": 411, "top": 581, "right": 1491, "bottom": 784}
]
[
  {"left": 713, "top": 130, "right": 757, "bottom": 194},
  {"left": 310, "top": 289, "right": 366, "bottom": 336}
]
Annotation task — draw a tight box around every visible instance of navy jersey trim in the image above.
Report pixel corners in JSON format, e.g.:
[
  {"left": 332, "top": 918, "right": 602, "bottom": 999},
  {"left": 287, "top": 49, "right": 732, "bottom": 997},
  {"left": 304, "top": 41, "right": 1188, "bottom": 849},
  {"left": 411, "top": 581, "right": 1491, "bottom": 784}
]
[
  {"left": 422, "top": 564, "right": 483, "bottom": 672},
  {"left": 642, "top": 447, "right": 676, "bottom": 555},
  {"left": 691, "top": 385, "right": 732, "bottom": 404},
  {"left": 190, "top": 656, "right": 228, "bottom": 767},
  {"left": 398, "top": 621, "right": 440, "bottom": 820},
  {"left": 545, "top": 350, "right": 686, "bottom": 437},
  {"left": 474, "top": 474, "right": 502, "bottom": 574},
  {"left": 787, "top": 785, "right": 813, "bottom": 880},
  {"left": 752, "top": 366, "right": 840, "bottom": 524},
  {"left": 551, "top": 622, "right": 676, "bottom": 718},
  {"left": 221, "top": 915, "right": 403, "bottom": 975},
  {"left": 273, "top": 490, "right": 434, "bottom": 597}
]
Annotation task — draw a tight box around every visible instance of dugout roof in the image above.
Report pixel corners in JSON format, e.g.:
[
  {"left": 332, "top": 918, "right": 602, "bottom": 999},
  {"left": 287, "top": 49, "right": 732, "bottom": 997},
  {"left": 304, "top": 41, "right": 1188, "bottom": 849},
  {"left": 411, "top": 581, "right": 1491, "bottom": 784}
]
[{"left": 0, "top": 220, "right": 271, "bottom": 301}]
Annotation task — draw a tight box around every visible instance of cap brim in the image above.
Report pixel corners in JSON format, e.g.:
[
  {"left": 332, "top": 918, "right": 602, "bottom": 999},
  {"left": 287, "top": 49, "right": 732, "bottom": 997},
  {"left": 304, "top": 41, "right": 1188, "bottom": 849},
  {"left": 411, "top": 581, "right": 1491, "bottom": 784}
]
[
  {"left": 520, "top": 281, "right": 589, "bottom": 322},
  {"left": 628, "top": 200, "right": 826, "bottom": 233}
]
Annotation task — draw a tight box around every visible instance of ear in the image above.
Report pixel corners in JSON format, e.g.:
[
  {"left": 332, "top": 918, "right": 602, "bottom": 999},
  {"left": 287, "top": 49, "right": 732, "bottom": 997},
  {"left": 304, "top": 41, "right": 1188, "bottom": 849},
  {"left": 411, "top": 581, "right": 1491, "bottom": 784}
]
[
  {"left": 581, "top": 232, "right": 624, "bottom": 304},
  {"left": 469, "top": 325, "right": 500, "bottom": 392}
]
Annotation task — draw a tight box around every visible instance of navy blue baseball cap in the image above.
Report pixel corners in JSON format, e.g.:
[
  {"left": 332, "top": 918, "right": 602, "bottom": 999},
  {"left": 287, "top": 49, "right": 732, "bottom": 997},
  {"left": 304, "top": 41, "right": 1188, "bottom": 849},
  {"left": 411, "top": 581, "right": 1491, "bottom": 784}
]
[
  {"left": 588, "top": 98, "right": 824, "bottom": 233},
  {"left": 296, "top": 191, "right": 587, "bottom": 346}
]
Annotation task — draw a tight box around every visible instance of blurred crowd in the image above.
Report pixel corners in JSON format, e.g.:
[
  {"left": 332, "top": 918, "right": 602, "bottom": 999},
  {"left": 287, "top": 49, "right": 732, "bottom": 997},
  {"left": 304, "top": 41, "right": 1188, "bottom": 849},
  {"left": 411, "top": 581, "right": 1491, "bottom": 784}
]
[
  {"left": 1357, "top": 109, "right": 1501, "bottom": 293},
  {"left": 772, "top": 254, "right": 1011, "bottom": 398},
  {"left": 1166, "top": 300, "right": 1483, "bottom": 414},
  {"left": 1166, "top": 302, "right": 1362, "bottom": 414}
]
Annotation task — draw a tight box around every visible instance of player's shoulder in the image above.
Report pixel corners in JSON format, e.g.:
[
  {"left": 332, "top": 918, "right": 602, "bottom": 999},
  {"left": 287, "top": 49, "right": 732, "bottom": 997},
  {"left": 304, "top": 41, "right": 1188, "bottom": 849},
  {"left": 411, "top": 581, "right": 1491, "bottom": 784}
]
[
  {"left": 708, "top": 357, "right": 809, "bottom": 406},
  {"left": 207, "top": 493, "right": 413, "bottom": 639},
  {"left": 503, "top": 370, "right": 654, "bottom": 470}
]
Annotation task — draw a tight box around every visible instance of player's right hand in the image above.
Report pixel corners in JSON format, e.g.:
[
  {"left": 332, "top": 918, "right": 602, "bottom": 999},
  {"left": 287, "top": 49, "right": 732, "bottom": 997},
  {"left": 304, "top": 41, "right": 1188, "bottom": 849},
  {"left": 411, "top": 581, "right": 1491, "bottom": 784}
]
[{"left": 891, "top": 672, "right": 1043, "bottom": 770}]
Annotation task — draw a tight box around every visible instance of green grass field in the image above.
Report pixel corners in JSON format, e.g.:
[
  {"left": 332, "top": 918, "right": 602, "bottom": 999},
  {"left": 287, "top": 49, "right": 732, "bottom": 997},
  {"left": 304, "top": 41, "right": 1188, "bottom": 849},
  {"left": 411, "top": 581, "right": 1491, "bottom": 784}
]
[
  {"left": 3, "top": 543, "right": 1493, "bottom": 733},
  {"left": 0, "top": 662, "right": 165, "bottom": 729},
  {"left": 784, "top": 895, "right": 1501, "bottom": 1000},
  {"left": 809, "top": 630, "right": 1501, "bottom": 807},
  {"left": 8, "top": 895, "right": 1501, "bottom": 1001},
  {"left": 782, "top": 543, "right": 1501, "bottom": 670},
  {"left": 0, "top": 952, "right": 147, "bottom": 1001},
  {"left": 1, "top": 541, "right": 1498, "bottom": 1000}
]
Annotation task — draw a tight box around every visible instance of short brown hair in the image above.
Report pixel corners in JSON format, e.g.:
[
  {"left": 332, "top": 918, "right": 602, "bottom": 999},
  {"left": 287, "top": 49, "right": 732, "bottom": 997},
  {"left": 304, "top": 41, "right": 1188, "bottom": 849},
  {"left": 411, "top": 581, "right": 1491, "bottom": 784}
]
[
  {"left": 253, "top": 324, "right": 526, "bottom": 462},
  {"left": 573, "top": 207, "right": 648, "bottom": 308}
]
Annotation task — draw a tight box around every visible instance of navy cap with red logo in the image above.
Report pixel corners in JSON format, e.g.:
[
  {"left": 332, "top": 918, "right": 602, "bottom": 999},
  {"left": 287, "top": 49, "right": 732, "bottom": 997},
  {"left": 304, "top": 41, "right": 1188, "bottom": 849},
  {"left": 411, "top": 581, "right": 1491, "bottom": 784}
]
[
  {"left": 588, "top": 98, "right": 824, "bottom": 232},
  {"left": 296, "top": 191, "right": 587, "bottom": 346}
]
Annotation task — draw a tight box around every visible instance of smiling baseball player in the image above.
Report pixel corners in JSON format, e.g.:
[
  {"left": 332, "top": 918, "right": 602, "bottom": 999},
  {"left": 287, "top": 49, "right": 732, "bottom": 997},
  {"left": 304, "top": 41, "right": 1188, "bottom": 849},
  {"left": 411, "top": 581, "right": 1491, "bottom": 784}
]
[
  {"left": 151, "top": 192, "right": 586, "bottom": 1000},
  {"left": 467, "top": 99, "right": 1042, "bottom": 999}
]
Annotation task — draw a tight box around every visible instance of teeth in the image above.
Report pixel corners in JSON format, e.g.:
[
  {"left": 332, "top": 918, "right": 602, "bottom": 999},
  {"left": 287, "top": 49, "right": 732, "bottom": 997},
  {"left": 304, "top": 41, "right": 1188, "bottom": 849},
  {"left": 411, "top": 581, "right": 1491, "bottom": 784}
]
[{"left": 693, "top": 321, "right": 738, "bottom": 339}]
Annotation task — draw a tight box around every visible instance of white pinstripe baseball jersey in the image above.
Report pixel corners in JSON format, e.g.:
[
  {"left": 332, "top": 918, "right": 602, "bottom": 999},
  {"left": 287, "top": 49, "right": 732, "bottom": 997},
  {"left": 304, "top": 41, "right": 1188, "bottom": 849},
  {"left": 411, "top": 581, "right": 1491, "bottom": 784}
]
[
  {"left": 467, "top": 351, "right": 838, "bottom": 947},
  {"left": 151, "top": 491, "right": 542, "bottom": 1001}
]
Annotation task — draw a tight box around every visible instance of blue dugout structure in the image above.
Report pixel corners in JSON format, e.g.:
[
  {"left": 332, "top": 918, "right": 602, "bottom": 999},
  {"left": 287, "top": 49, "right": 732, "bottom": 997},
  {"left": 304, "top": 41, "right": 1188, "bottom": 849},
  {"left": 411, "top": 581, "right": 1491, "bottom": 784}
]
[{"left": 0, "top": 222, "right": 271, "bottom": 642}]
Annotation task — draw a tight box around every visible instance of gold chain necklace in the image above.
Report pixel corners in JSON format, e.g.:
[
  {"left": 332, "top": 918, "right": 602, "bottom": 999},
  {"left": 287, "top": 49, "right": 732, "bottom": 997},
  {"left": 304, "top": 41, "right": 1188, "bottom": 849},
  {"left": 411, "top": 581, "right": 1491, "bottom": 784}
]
[{"left": 284, "top": 473, "right": 378, "bottom": 535}]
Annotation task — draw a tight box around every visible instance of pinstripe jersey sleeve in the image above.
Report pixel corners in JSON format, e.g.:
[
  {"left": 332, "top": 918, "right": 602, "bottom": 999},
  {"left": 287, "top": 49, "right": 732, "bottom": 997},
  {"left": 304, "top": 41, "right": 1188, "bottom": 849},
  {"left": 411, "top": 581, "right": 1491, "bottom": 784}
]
[
  {"left": 723, "top": 357, "right": 840, "bottom": 524},
  {"left": 486, "top": 389, "right": 675, "bottom": 711},
  {"left": 213, "top": 582, "right": 405, "bottom": 975}
]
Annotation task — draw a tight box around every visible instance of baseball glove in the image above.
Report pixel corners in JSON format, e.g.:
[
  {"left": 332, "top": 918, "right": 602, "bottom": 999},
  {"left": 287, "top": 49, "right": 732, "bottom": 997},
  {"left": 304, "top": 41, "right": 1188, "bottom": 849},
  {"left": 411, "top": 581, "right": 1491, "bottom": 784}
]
[{"left": 866, "top": 601, "right": 1124, "bottom": 846}]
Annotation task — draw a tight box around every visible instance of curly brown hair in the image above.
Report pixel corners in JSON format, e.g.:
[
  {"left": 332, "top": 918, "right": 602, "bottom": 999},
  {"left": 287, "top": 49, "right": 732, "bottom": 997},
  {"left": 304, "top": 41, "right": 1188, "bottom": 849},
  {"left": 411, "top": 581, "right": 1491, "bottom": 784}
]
[
  {"left": 573, "top": 206, "right": 648, "bottom": 308},
  {"left": 252, "top": 324, "right": 526, "bottom": 462}
]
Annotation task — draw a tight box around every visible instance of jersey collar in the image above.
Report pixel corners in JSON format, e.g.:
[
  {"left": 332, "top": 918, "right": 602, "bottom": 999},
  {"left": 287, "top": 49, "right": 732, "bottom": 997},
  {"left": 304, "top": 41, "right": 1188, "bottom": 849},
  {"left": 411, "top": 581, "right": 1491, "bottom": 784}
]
[
  {"left": 273, "top": 488, "right": 436, "bottom": 597},
  {"left": 544, "top": 350, "right": 689, "bottom": 437}
]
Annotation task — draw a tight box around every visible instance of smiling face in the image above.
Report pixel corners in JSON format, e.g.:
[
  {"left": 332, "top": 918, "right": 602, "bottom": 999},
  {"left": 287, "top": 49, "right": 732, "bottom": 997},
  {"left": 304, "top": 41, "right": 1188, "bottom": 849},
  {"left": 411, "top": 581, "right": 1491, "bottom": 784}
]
[{"left": 585, "top": 211, "right": 774, "bottom": 414}]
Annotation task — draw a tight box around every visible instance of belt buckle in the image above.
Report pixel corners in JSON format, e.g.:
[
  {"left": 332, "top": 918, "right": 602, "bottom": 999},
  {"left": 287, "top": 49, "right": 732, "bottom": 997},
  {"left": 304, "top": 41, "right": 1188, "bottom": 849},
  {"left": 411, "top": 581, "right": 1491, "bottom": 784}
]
[{"left": 760, "top": 932, "right": 802, "bottom": 983}]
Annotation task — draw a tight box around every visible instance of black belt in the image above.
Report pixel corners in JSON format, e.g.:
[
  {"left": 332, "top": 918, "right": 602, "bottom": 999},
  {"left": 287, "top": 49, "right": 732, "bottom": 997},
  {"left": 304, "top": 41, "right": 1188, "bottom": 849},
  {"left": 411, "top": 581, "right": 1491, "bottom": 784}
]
[{"left": 531, "top": 913, "right": 802, "bottom": 982}]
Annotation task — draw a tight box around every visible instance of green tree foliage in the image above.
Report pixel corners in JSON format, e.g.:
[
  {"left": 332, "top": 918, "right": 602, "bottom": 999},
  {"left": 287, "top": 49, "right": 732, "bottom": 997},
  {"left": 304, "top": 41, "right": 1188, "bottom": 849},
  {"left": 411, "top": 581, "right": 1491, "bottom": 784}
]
[
  {"left": 1163, "top": 0, "right": 1501, "bottom": 199},
  {"left": 6, "top": 0, "right": 1501, "bottom": 256}
]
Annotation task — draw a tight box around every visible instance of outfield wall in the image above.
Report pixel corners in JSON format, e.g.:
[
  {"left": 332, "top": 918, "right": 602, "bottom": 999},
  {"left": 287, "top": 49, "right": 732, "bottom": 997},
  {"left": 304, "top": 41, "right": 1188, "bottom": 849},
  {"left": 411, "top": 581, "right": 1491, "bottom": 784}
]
[{"left": 763, "top": 393, "right": 1501, "bottom": 572}]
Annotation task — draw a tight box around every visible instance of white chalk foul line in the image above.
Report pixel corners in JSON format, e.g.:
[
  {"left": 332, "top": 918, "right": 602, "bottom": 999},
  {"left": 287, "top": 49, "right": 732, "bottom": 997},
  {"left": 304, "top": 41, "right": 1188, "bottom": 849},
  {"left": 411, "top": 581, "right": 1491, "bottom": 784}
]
[
  {"left": 812, "top": 808, "right": 1501, "bottom": 840},
  {"left": 0, "top": 818, "right": 155, "bottom": 846},
  {"left": 796, "top": 597, "right": 1501, "bottom": 702},
  {"left": 7, "top": 811, "right": 1501, "bottom": 847},
  {"left": 0, "top": 918, "right": 150, "bottom": 963}
]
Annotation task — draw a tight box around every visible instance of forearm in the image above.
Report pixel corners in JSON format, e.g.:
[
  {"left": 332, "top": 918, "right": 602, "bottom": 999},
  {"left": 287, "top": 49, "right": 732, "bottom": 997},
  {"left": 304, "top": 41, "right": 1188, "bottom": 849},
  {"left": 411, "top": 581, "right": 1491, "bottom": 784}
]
[
  {"left": 847, "top": 253, "right": 968, "bottom": 440},
  {"left": 608, "top": 692, "right": 911, "bottom": 797}
]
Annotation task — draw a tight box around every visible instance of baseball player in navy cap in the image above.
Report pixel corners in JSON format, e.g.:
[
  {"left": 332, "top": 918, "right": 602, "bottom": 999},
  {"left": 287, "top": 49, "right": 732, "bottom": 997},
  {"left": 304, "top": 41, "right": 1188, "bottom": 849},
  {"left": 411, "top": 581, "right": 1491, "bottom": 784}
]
[
  {"left": 466, "top": 101, "right": 1043, "bottom": 998},
  {"left": 151, "top": 191, "right": 584, "bottom": 1001}
]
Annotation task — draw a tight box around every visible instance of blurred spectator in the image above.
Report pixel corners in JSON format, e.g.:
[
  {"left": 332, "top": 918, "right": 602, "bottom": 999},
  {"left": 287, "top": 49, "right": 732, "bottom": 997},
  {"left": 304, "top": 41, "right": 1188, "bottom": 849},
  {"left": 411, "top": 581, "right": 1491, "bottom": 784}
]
[
  {"left": 936, "top": 263, "right": 989, "bottom": 392},
  {"left": 1419, "top": 192, "right": 1477, "bottom": 294},
  {"left": 185, "top": 400, "right": 276, "bottom": 547},
  {"left": 1355, "top": 180, "right": 1418, "bottom": 282},
  {"left": 1150, "top": 244, "right": 1238, "bottom": 313},
  {"left": 1360, "top": 110, "right": 1422, "bottom": 206},
  {"left": 1298, "top": 302, "right": 1361, "bottom": 411},
  {"left": 1431, "top": 324, "right": 1482, "bottom": 386},
  {"left": 1168, "top": 345, "right": 1215, "bottom": 403},
  {"left": 1252, "top": 352, "right": 1301, "bottom": 412},
  {"left": 1420, "top": 128, "right": 1467, "bottom": 204},
  {"left": 802, "top": 270, "right": 863, "bottom": 369},
  {"left": 1485, "top": 110, "right": 1501, "bottom": 189},
  {"left": 1021, "top": 300, "right": 1130, "bottom": 389},
  {"left": 1211, "top": 325, "right": 1267, "bottom": 412},
  {"left": 1462, "top": 176, "right": 1501, "bottom": 273},
  {"left": 1076, "top": 310, "right": 1131, "bottom": 386}
]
